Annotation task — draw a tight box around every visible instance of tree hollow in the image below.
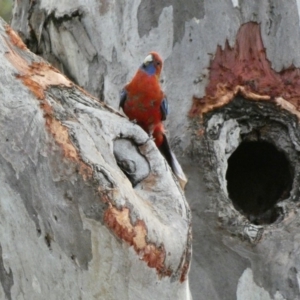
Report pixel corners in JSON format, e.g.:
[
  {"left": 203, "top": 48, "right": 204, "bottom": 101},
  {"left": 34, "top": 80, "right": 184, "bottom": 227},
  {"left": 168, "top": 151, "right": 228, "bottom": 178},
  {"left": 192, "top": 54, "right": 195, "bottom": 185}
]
[{"left": 226, "top": 141, "right": 293, "bottom": 224}]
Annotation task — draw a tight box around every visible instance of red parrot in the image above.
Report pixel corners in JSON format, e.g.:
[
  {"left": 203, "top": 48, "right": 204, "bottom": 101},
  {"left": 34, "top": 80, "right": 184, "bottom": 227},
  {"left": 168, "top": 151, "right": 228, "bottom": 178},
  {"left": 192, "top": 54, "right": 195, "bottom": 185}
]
[{"left": 120, "top": 52, "right": 187, "bottom": 188}]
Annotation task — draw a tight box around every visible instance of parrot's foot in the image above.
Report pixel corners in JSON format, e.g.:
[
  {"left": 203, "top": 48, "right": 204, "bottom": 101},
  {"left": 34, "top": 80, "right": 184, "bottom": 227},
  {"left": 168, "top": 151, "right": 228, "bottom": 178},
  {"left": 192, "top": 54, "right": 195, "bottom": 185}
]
[
  {"left": 144, "top": 134, "right": 155, "bottom": 144},
  {"left": 148, "top": 133, "right": 155, "bottom": 141}
]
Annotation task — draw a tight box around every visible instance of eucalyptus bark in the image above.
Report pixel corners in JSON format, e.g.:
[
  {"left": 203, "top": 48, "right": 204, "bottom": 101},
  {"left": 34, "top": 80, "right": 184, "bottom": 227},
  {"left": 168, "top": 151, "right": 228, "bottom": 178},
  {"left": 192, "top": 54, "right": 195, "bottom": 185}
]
[
  {"left": 0, "top": 19, "right": 191, "bottom": 300},
  {"left": 10, "top": 0, "right": 300, "bottom": 300}
]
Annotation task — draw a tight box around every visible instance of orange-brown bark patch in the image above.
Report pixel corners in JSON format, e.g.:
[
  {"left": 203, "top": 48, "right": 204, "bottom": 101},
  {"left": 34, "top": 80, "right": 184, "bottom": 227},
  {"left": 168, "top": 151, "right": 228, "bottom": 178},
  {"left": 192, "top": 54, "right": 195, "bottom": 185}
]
[
  {"left": 191, "top": 22, "right": 300, "bottom": 118},
  {"left": 275, "top": 97, "right": 300, "bottom": 119},
  {"left": 5, "top": 24, "right": 27, "bottom": 50},
  {"left": 41, "top": 99, "right": 93, "bottom": 179},
  {"left": 180, "top": 262, "right": 189, "bottom": 283},
  {"left": 4, "top": 28, "right": 92, "bottom": 180},
  {"left": 4, "top": 26, "right": 112, "bottom": 114},
  {"left": 104, "top": 204, "right": 171, "bottom": 276},
  {"left": 140, "top": 173, "right": 158, "bottom": 190},
  {"left": 11, "top": 60, "right": 72, "bottom": 98},
  {"left": 5, "top": 26, "right": 72, "bottom": 96},
  {"left": 47, "top": 118, "right": 78, "bottom": 160},
  {"left": 16, "top": 75, "right": 45, "bottom": 99},
  {"left": 5, "top": 36, "right": 72, "bottom": 99},
  {"left": 41, "top": 101, "right": 93, "bottom": 179}
]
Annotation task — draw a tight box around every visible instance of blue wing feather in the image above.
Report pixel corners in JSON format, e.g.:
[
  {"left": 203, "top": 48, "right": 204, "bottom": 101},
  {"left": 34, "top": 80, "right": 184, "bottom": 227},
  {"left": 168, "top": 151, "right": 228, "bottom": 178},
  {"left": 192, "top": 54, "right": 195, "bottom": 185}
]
[
  {"left": 160, "top": 97, "right": 169, "bottom": 121},
  {"left": 119, "top": 89, "right": 127, "bottom": 109}
]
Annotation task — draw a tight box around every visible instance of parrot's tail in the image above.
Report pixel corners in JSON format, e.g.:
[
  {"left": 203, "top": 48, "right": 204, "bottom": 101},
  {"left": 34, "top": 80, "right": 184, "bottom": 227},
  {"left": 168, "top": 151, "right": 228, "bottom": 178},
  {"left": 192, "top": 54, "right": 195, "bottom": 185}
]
[
  {"left": 158, "top": 133, "right": 187, "bottom": 189},
  {"left": 153, "top": 124, "right": 187, "bottom": 189}
]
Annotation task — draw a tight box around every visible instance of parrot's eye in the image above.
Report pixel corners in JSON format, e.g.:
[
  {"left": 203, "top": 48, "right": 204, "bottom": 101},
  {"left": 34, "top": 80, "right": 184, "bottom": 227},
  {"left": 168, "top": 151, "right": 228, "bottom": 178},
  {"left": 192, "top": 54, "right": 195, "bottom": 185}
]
[{"left": 156, "top": 62, "right": 161, "bottom": 66}]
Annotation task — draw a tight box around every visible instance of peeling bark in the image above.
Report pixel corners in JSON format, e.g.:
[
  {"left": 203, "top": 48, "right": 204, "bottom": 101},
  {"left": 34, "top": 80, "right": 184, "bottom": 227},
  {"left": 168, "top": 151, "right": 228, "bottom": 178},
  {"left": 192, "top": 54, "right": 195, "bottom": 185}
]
[
  {"left": 191, "top": 21, "right": 300, "bottom": 227},
  {"left": 191, "top": 22, "right": 300, "bottom": 118},
  {"left": 104, "top": 205, "right": 170, "bottom": 276},
  {"left": 0, "top": 20, "right": 191, "bottom": 299},
  {"left": 190, "top": 19, "right": 300, "bottom": 300},
  {"left": 10, "top": 0, "right": 300, "bottom": 299}
]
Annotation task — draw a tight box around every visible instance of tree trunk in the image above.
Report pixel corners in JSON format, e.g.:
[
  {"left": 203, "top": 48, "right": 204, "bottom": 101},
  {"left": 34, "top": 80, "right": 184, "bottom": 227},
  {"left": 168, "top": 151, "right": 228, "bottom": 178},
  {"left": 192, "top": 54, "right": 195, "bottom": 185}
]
[
  {"left": 10, "top": 0, "right": 300, "bottom": 299},
  {"left": 0, "top": 19, "right": 191, "bottom": 300}
]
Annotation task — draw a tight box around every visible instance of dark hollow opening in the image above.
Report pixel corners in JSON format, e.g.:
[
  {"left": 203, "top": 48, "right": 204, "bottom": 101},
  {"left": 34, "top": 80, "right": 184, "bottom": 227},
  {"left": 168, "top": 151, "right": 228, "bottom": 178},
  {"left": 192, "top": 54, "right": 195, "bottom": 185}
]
[{"left": 226, "top": 141, "right": 293, "bottom": 224}]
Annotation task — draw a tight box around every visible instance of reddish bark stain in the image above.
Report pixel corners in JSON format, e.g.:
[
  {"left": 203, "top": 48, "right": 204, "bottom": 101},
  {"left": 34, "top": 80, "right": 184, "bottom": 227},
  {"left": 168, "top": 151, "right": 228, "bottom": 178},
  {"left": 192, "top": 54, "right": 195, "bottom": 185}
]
[
  {"left": 38, "top": 92, "right": 93, "bottom": 179},
  {"left": 4, "top": 27, "right": 93, "bottom": 180},
  {"left": 104, "top": 204, "right": 172, "bottom": 276},
  {"left": 16, "top": 75, "right": 45, "bottom": 99},
  {"left": 5, "top": 24, "right": 27, "bottom": 50},
  {"left": 191, "top": 22, "right": 300, "bottom": 117},
  {"left": 180, "top": 262, "right": 189, "bottom": 283},
  {"left": 4, "top": 25, "right": 186, "bottom": 280}
]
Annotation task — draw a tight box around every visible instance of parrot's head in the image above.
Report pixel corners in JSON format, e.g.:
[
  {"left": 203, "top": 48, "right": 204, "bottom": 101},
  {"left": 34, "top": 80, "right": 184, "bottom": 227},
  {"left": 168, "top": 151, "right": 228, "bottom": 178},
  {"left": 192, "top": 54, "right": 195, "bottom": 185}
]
[{"left": 141, "top": 52, "right": 163, "bottom": 78}]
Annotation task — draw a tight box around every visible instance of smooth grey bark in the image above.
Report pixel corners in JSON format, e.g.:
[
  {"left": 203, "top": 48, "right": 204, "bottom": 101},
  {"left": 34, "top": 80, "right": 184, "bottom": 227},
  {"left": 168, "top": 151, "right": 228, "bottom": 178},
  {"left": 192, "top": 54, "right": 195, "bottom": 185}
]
[
  {"left": 10, "top": 0, "right": 300, "bottom": 299},
  {"left": 0, "top": 18, "right": 191, "bottom": 300}
]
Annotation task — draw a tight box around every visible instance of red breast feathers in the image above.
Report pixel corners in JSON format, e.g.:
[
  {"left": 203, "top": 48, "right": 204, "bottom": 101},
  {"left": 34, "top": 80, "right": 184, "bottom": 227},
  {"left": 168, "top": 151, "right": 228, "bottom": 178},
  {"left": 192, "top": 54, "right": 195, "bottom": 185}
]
[{"left": 122, "top": 52, "right": 164, "bottom": 133}]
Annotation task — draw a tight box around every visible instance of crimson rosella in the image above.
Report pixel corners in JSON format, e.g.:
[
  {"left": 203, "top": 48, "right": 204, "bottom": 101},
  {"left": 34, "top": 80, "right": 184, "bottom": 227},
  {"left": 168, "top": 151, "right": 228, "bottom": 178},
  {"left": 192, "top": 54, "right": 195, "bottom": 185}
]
[{"left": 120, "top": 52, "right": 187, "bottom": 188}]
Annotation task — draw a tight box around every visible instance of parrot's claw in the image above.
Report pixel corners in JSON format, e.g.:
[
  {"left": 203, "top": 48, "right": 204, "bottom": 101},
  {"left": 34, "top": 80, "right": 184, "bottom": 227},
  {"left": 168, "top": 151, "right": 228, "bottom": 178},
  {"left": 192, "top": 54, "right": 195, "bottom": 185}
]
[{"left": 145, "top": 135, "right": 155, "bottom": 143}]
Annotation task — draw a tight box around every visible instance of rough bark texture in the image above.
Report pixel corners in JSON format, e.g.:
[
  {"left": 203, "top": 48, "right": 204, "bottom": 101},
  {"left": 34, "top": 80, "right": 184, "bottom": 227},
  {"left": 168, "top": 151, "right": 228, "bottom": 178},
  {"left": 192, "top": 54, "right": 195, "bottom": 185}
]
[
  {"left": 10, "top": 0, "right": 300, "bottom": 299},
  {"left": 0, "top": 19, "right": 191, "bottom": 300}
]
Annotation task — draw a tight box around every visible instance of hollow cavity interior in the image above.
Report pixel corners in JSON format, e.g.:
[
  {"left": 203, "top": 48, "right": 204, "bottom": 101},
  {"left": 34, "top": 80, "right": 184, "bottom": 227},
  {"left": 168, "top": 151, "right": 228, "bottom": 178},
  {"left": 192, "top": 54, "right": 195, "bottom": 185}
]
[{"left": 226, "top": 141, "right": 293, "bottom": 224}]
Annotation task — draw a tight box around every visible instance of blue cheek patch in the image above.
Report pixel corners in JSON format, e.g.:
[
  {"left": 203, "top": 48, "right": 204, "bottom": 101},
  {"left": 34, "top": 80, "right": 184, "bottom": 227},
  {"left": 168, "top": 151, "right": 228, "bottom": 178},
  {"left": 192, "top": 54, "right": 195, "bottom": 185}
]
[{"left": 141, "top": 63, "right": 156, "bottom": 75}]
